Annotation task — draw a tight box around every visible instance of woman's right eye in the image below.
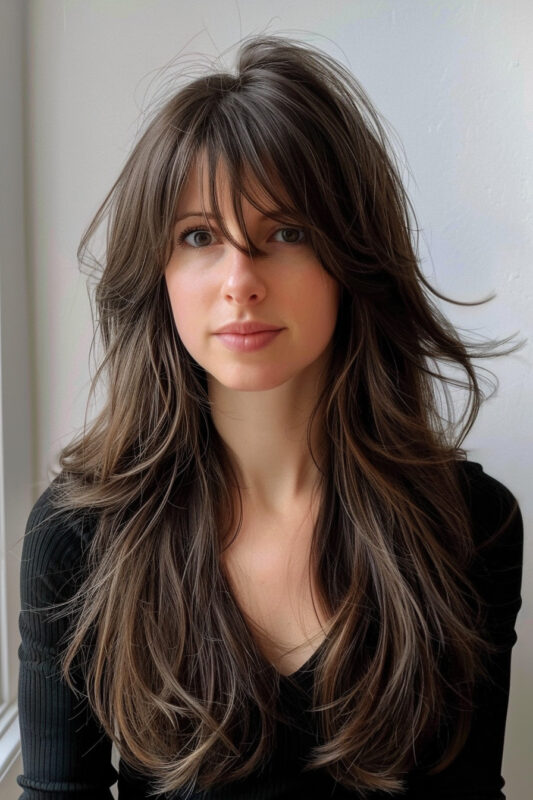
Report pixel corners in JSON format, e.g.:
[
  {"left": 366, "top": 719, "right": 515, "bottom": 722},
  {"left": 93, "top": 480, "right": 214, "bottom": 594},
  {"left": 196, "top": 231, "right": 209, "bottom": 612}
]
[{"left": 176, "top": 226, "right": 215, "bottom": 248}]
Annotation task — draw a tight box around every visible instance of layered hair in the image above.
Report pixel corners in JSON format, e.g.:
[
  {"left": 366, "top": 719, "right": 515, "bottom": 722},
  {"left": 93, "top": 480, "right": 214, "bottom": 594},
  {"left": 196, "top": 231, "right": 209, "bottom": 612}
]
[{"left": 45, "top": 34, "right": 520, "bottom": 797}]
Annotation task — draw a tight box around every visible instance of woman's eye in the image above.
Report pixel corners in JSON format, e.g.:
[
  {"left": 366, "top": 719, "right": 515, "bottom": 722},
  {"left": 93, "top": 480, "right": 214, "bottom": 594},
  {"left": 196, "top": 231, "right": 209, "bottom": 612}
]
[
  {"left": 272, "top": 227, "right": 307, "bottom": 244},
  {"left": 176, "top": 225, "right": 307, "bottom": 249},
  {"left": 177, "top": 227, "right": 215, "bottom": 248}
]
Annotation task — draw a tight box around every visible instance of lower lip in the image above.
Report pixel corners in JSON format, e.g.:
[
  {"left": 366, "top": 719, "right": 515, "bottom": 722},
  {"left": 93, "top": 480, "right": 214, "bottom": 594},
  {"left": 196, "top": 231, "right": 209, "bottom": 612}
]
[{"left": 214, "top": 329, "right": 283, "bottom": 352}]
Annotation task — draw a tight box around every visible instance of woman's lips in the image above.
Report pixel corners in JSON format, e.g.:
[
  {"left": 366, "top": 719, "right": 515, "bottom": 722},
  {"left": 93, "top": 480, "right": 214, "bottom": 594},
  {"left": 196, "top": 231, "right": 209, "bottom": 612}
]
[{"left": 214, "top": 329, "right": 283, "bottom": 352}]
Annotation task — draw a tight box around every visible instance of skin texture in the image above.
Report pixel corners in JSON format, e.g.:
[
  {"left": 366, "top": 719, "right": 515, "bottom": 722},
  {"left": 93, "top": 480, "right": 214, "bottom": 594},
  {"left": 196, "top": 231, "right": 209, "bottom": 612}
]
[{"left": 164, "top": 154, "right": 340, "bottom": 519}]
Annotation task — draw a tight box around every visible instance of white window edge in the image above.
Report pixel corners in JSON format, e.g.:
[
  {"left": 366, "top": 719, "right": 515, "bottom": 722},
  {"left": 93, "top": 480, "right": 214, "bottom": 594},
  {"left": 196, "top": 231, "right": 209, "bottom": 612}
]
[
  {"left": 0, "top": 704, "right": 20, "bottom": 782},
  {"left": 0, "top": 1, "right": 32, "bottom": 793}
]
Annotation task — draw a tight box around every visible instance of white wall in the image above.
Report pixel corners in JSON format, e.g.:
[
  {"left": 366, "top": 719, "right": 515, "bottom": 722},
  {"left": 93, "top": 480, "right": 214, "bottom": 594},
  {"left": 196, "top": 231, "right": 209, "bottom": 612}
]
[{"left": 23, "top": 0, "right": 532, "bottom": 797}]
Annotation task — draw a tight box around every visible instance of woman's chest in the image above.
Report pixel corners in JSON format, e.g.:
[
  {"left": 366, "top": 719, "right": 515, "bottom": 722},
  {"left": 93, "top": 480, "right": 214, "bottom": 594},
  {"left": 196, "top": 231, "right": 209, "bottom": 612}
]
[{"left": 220, "top": 515, "right": 331, "bottom": 676}]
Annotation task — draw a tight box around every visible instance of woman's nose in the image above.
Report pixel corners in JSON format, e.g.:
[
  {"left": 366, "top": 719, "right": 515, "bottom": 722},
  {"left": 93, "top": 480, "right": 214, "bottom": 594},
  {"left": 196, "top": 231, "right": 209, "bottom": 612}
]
[{"left": 220, "top": 245, "right": 267, "bottom": 304}]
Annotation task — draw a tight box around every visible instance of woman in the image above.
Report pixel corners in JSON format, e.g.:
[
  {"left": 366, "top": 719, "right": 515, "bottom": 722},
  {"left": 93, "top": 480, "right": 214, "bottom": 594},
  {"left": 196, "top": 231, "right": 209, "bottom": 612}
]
[{"left": 17, "top": 34, "right": 523, "bottom": 799}]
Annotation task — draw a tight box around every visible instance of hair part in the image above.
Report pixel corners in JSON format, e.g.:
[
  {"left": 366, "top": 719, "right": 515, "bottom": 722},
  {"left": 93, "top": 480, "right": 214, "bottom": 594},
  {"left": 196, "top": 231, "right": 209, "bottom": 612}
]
[{"left": 40, "top": 33, "right": 524, "bottom": 797}]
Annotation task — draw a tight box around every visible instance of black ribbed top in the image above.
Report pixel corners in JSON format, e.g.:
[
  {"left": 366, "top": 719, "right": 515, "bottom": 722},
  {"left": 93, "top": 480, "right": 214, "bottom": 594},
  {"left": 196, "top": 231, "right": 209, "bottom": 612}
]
[{"left": 17, "top": 461, "right": 523, "bottom": 799}]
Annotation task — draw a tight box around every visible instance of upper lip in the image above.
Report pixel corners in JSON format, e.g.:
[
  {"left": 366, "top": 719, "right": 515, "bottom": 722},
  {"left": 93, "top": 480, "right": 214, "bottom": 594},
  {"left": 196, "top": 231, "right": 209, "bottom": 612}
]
[{"left": 214, "top": 321, "right": 283, "bottom": 335}]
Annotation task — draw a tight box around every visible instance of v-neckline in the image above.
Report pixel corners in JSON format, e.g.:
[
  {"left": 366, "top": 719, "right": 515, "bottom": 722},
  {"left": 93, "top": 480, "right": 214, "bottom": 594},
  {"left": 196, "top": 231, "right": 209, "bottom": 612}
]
[{"left": 277, "top": 632, "right": 329, "bottom": 680}]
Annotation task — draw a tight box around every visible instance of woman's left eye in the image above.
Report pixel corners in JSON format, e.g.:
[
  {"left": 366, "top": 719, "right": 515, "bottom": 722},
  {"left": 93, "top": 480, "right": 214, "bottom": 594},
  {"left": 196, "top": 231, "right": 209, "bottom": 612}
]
[{"left": 272, "top": 227, "right": 307, "bottom": 244}]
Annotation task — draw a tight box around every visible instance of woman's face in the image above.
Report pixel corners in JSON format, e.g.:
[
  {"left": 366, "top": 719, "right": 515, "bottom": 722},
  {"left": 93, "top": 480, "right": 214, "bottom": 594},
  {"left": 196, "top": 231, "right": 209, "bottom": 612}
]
[{"left": 164, "top": 156, "right": 340, "bottom": 393}]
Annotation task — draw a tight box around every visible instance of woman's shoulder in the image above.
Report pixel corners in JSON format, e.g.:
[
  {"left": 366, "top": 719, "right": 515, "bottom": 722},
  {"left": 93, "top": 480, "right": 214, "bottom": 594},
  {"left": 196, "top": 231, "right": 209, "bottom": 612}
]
[
  {"left": 454, "top": 459, "right": 523, "bottom": 551},
  {"left": 455, "top": 459, "right": 524, "bottom": 631},
  {"left": 21, "top": 474, "right": 99, "bottom": 597},
  {"left": 455, "top": 457, "right": 516, "bottom": 498}
]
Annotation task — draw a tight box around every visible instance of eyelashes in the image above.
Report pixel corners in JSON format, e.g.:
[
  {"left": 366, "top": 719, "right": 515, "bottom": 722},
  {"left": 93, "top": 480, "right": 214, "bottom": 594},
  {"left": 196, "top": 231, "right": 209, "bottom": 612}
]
[{"left": 175, "top": 224, "right": 307, "bottom": 249}]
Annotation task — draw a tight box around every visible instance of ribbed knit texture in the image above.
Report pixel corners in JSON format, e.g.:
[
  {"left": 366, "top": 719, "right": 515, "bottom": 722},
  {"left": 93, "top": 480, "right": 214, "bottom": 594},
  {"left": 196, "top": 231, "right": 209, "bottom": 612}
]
[{"left": 17, "top": 461, "right": 523, "bottom": 799}]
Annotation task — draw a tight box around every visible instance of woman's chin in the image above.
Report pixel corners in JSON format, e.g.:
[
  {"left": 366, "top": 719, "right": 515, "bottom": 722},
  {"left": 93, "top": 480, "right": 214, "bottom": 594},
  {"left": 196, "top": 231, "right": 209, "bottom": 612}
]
[{"left": 207, "top": 369, "right": 292, "bottom": 394}]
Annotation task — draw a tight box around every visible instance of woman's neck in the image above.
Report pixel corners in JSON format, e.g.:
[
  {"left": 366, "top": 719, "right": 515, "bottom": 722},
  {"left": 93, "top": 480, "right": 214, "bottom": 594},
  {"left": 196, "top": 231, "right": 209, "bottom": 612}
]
[{"left": 207, "top": 368, "right": 327, "bottom": 517}]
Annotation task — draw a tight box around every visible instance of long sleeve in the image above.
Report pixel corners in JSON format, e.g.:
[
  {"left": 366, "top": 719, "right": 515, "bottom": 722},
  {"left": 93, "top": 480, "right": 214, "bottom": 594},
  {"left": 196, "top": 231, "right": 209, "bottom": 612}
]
[
  {"left": 17, "top": 483, "right": 118, "bottom": 799},
  {"left": 407, "top": 461, "right": 524, "bottom": 799}
]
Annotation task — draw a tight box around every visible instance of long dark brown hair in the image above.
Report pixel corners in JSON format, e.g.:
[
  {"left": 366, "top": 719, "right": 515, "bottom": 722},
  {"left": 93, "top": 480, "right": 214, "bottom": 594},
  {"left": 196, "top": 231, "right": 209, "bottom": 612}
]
[{"left": 41, "top": 33, "right": 521, "bottom": 797}]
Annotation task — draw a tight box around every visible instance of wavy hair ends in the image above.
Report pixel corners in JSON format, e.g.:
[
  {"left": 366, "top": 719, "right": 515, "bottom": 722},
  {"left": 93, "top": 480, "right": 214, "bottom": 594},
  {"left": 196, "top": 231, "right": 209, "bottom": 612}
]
[{"left": 51, "top": 33, "right": 523, "bottom": 797}]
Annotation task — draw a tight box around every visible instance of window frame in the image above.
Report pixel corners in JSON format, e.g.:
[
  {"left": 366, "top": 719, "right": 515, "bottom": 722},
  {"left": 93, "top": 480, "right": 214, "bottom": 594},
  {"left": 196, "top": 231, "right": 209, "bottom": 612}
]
[{"left": 0, "top": 0, "right": 33, "bottom": 787}]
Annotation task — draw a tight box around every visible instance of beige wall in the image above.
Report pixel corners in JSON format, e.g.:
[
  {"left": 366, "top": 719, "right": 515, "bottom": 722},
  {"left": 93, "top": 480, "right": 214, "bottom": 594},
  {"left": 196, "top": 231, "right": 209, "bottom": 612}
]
[{"left": 1, "top": 0, "right": 32, "bottom": 796}]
